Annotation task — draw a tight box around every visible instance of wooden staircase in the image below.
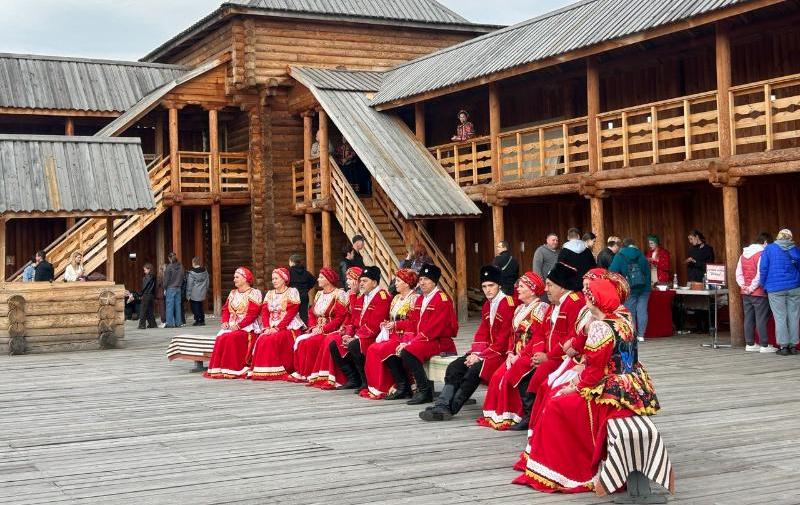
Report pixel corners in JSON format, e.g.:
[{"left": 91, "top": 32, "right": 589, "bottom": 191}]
[
  {"left": 361, "top": 197, "right": 407, "bottom": 260},
  {"left": 10, "top": 156, "right": 172, "bottom": 281}
]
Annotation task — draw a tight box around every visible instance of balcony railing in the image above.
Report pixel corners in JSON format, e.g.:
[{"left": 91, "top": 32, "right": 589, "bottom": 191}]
[
  {"left": 177, "top": 151, "right": 250, "bottom": 193},
  {"left": 499, "top": 118, "right": 590, "bottom": 179},
  {"left": 291, "top": 157, "right": 322, "bottom": 206},
  {"left": 430, "top": 136, "right": 492, "bottom": 187},
  {"left": 731, "top": 74, "right": 800, "bottom": 154}
]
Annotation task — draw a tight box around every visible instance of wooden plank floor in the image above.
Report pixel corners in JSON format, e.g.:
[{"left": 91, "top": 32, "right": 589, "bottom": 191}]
[{"left": 1, "top": 319, "right": 799, "bottom": 504}]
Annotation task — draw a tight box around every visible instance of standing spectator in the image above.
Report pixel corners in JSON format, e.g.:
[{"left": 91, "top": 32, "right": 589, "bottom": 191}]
[
  {"left": 685, "top": 230, "right": 714, "bottom": 282},
  {"left": 597, "top": 236, "right": 621, "bottom": 269},
  {"left": 760, "top": 229, "right": 800, "bottom": 356},
  {"left": 155, "top": 264, "right": 167, "bottom": 326},
  {"left": 186, "top": 257, "right": 209, "bottom": 326},
  {"left": 401, "top": 242, "right": 433, "bottom": 273},
  {"left": 736, "top": 232, "right": 775, "bottom": 353},
  {"left": 646, "top": 234, "right": 671, "bottom": 284},
  {"left": 492, "top": 240, "right": 519, "bottom": 297},
  {"left": 163, "top": 252, "right": 184, "bottom": 328},
  {"left": 610, "top": 238, "right": 651, "bottom": 342},
  {"left": 351, "top": 234, "right": 366, "bottom": 269},
  {"left": 532, "top": 232, "right": 560, "bottom": 280},
  {"left": 33, "top": 250, "right": 54, "bottom": 282},
  {"left": 289, "top": 253, "right": 316, "bottom": 325},
  {"left": 558, "top": 228, "right": 597, "bottom": 279},
  {"left": 22, "top": 255, "right": 37, "bottom": 282},
  {"left": 582, "top": 232, "right": 597, "bottom": 255},
  {"left": 64, "top": 251, "right": 85, "bottom": 282},
  {"left": 138, "top": 263, "right": 157, "bottom": 329},
  {"left": 339, "top": 244, "right": 355, "bottom": 289}
]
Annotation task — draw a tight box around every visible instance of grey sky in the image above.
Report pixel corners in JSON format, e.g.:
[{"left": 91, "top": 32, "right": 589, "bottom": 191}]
[{"left": 0, "top": 0, "right": 573, "bottom": 62}]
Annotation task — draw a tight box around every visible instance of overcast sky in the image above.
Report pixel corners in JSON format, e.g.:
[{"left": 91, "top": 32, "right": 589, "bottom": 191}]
[{"left": 0, "top": 0, "right": 573, "bottom": 61}]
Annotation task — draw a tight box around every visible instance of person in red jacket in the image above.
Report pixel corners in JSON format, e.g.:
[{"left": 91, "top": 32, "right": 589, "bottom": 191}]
[
  {"left": 204, "top": 267, "right": 263, "bottom": 379},
  {"left": 420, "top": 265, "right": 515, "bottom": 422},
  {"left": 330, "top": 266, "right": 392, "bottom": 393},
  {"left": 646, "top": 234, "right": 671, "bottom": 284},
  {"left": 392, "top": 263, "right": 459, "bottom": 405},
  {"left": 736, "top": 232, "right": 775, "bottom": 352}
]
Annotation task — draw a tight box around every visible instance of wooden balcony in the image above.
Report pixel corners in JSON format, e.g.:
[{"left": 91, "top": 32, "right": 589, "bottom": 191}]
[{"left": 178, "top": 151, "right": 249, "bottom": 194}]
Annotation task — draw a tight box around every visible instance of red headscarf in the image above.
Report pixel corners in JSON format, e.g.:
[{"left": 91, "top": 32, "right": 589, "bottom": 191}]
[
  {"left": 583, "top": 268, "right": 609, "bottom": 282},
  {"left": 274, "top": 267, "right": 290, "bottom": 283},
  {"left": 319, "top": 267, "right": 339, "bottom": 286},
  {"left": 235, "top": 266, "right": 254, "bottom": 285},
  {"left": 395, "top": 268, "right": 418, "bottom": 288},
  {"left": 605, "top": 271, "right": 630, "bottom": 304},
  {"left": 346, "top": 266, "right": 363, "bottom": 281},
  {"left": 584, "top": 278, "right": 621, "bottom": 316},
  {"left": 517, "top": 271, "right": 545, "bottom": 296}
]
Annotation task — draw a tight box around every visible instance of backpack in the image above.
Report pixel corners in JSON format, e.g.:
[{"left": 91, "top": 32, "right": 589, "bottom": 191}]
[{"left": 625, "top": 253, "right": 648, "bottom": 289}]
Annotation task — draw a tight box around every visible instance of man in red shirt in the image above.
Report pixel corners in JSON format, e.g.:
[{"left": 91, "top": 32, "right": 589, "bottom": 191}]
[
  {"left": 420, "top": 265, "right": 515, "bottom": 422},
  {"left": 332, "top": 266, "right": 391, "bottom": 393}
]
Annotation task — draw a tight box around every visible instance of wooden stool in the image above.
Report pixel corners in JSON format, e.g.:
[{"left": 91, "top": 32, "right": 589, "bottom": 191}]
[
  {"left": 423, "top": 354, "right": 459, "bottom": 383},
  {"left": 166, "top": 334, "right": 215, "bottom": 372}
]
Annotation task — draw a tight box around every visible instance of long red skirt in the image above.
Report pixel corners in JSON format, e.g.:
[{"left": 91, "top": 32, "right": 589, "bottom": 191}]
[
  {"left": 363, "top": 337, "right": 402, "bottom": 399},
  {"left": 290, "top": 332, "right": 327, "bottom": 382},
  {"left": 204, "top": 329, "right": 255, "bottom": 379},
  {"left": 307, "top": 332, "right": 348, "bottom": 389},
  {"left": 512, "top": 388, "right": 631, "bottom": 493},
  {"left": 477, "top": 364, "right": 528, "bottom": 430},
  {"left": 250, "top": 329, "right": 298, "bottom": 381}
]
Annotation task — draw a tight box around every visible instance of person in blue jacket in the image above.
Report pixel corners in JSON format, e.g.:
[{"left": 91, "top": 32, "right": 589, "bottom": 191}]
[
  {"left": 760, "top": 229, "right": 800, "bottom": 355},
  {"left": 610, "top": 238, "right": 652, "bottom": 342}
]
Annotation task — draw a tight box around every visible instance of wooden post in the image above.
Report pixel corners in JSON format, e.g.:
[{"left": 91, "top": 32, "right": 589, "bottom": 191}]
[
  {"left": 168, "top": 106, "right": 182, "bottom": 261},
  {"left": 454, "top": 220, "right": 468, "bottom": 322},
  {"left": 590, "top": 197, "right": 605, "bottom": 249},
  {"left": 319, "top": 108, "right": 332, "bottom": 267},
  {"left": 171, "top": 206, "right": 182, "bottom": 262},
  {"left": 716, "top": 23, "right": 732, "bottom": 159},
  {"left": 303, "top": 113, "right": 315, "bottom": 272},
  {"left": 414, "top": 102, "right": 426, "bottom": 144},
  {"left": 491, "top": 205, "right": 504, "bottom": 246},
  {"left": 64, "top": 118, "right": 74, "bottom": 136},
  {"left": 0, "top": 218, "right": 6, "bottom": 283},
  {"left": 209, "top": 108, "right": 220, "bottom": 194},
  {"left": 723, "top": 185, "right": 743, "bottom": 347},
  {"left": 106, "top": 217, "right": 115, "bottom": 283},
  {"left": 489, "top": 83, "right": 501, "bottom": 183},
  {"left": 211, "top": 203, "right": 222, "bottom": 316},
  {"left": 156, "top": 216, "right": 165, "bottom": 269},
  {"left": 587, "top": 57, "right": 601, "bottom": 173},
  {"left": 193, "top": 208, "right": 204, "bottom": 266},
  {"left": 154, "top": 114, "right": 164, "bottom": 159}
]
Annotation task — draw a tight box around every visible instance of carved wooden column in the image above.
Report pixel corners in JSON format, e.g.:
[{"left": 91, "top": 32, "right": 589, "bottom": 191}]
[
  {"left": 303, "top": 112, "right": 316, "bottom": 273},
  {"left": 319, "top": 108, "right": 332, "bottom": 267},
  {"left": 454, "top": 220, "right": 468, "bottom": 322},
  {"left": 168, "top": 105, "right": 182, "bottom": 261}
]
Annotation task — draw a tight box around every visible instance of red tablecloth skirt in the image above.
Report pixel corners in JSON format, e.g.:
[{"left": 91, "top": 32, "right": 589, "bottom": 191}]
[{"left": 645, "top": 289, "right": 675, "bottom": 338}]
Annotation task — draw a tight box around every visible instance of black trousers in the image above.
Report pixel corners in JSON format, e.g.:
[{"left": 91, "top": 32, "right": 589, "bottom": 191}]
[
  {"left": 400, "top": 349, "right": 430, "bottom": 388},
  {"left": 138, "top": 294, "right": 156, "bottom": 328},
  {"left": 445, "top": 354, "right": 483, "bottom": 394},
  {"left": 347, "top": 338, "right": 366, "bottom": 380},
  {"left": 190, "top": 300, "right": 205, "bottom": 324}
]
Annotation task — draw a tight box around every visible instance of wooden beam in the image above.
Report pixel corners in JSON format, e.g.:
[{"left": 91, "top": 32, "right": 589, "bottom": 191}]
[
  {"left": 319, "top": 108, "right": 332, "bottom": 267},
  {"left": 715, "top": 23, "right": 732, "bottom": 159},
  {"left": 211, "top": 204, "right": 222, "bottom": 317},
  {"left": 193, "top": 208, "right": 204, "bottom": 266},
  {"left": 0, "top": 218, "right": 6, "bottom": 283},
  {"left": 587, "top": 57, "right": 601, "bottom": 173},
  {"left": 64, "top": 118, "right": 74, "bottom": 136},
  {"left": 0, "top": 107, "right": 119, "bottom": 118},
  {"left": 491, "top": 205, "right": 504, "bottom": 246},
  {"left": 171, "top": 206, "right": 182, "bottom": 263},
  {"left": 722, "top": 185, "right": 743, "bottom": 347},
  {"left": 590, "top": 197, "right": 605, "bottom": 249},
  {"left": 489, "top": 83, "right": 501, "bottom": 183},
  {"left": 414, "top": 102, "right": 426, "bottom": 144},
  {"left": 168, "top": 107, "right": 179, "bottom": 193},
  {"left": 154, "top": 114, "right": 164, "bottom": 159},
  {"left": 209, "top": 108, "right": 220, "bottom": 194},
  {"left": 454, "top": 220, "right": 468, "bottom": 322},
  {"left": 106, "top": 218, "right": 115, "bottom": 283}
]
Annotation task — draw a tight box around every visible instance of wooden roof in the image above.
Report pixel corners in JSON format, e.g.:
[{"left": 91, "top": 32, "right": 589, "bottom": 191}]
[{"left": 0, "top": 135, "right": 154, "bottom": 218}]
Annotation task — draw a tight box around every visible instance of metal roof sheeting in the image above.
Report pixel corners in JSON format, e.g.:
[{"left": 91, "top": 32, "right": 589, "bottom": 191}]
[
  {"left": 0, "top": 53, "right": 187, "bottom": 112},
  {"left": 228, "top": 0, "right": 470, "bottom": 24},
  {"left": 373, "top": 0, "right": 750, "bottom": 105},
  {"left": 0, "top": 135, "right": 155, "bottom": 216},
  {"left": 291, "top": 67, "right": 480, "bottom": 218},
  {"left": 289, "top": 67, "right": 384, "bottom": 91}
]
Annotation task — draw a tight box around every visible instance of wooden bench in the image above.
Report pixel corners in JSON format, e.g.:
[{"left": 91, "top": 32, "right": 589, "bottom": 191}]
[{"left": 166, "top": 334, "right": 215, "bottom": 372}]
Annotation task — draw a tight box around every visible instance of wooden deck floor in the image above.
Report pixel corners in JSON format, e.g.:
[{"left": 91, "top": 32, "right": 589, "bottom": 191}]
[{"left": 2, "top": 320, "right": 799, "bottom": 505}]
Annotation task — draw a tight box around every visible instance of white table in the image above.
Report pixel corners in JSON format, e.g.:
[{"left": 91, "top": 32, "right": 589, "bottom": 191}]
[{"left": 675, "top": 287, "right": 729, "bottom": 349}]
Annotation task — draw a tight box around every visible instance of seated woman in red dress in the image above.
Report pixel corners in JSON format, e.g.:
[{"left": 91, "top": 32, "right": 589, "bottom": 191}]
[
  {"left": 513, "top": 276, "right": 660, "bottom": 493},
  {"left": 204, "top": 267, "right": 263, "bottom": 379},
  {"left": 289, "top": 267, "right": 349, "bottom": 382},
  {"left": 250, "top": 267, "right": 306, "bottom": 380},
  {"left": 362, "top": 268, "right": 419, "bottom": 400},
  {"left": 478, "top": 271, "right": 549, "bottom": 430},
  {"left": 307, "top": 266, "right": 363, "bottom": 389}
]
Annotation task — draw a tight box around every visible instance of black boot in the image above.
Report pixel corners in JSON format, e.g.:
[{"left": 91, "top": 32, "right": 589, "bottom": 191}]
[
  {"left": 401, "top": 350, "right": 433, "bottom": 405},
  {"left": 511, "top": 392, "right": 535, "bottom": 431},
  {"left": 384, "top": 357, "right": 412, "bottom": 400},
  {"left": 419, "top": 384, "right": 455, "bottom": 421},
  {"left": 407, "top": 379, "right": 433, "bottom": 405},
  {"left": 336, "top": 361, "right": 361, "bottom": 389},
  {"left": 449, "top": 380, "right": 481, "bottom": 417},
  {"left": 354, "top": 365, "right": 368, "bottom": 394},
  {"left": 777, "top": 346, "right": 791, "bottom": 356},
  {"left": 789, "top": 345, "right": 798, "bottom": 355}
]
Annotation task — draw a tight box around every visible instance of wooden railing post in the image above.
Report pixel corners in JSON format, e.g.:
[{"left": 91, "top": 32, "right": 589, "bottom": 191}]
[
  {"left": 587, "top": 57, "right": 600, "bottom": 173},
  {"left": 562, "top": 124, "right": 570, "bottom": 174},
  {"left": 538, "top": 127, "right": 545, "bottom": 175},
  {"left": 209, "top": 108, "right": 220, "bottom": 194},
  {"left": 650, "top": 106, "right": 659, "bottom": 164},
  {"left": 105, "top": 218, "right": 115, "bottom": 283},
  {"left": 0, "top": 218, "right": 6, "bottom": 283},
  {"left": 764, "top": 84, "right": 774, "bottom": 151},
  {"left": 683, "top": 99, "right": 692, "bottom": 160},
  {"left": 453, "top": 145, "right": 461, "bottom": 185},
  {"left": 211, "top": 203, "right": 222, "bottom": 317},
  {"left": 621, "top": 111, "right": 630, "bottom": 167},
  {"left": 319, "top": 108, "right": 332, "bottom": 267},
  {"left": 489, "top": 82, "right": 501, "bottom": 183}
]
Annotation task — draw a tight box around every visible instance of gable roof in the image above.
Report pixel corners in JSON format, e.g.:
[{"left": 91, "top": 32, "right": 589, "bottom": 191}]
[
  {"left": 0, "top": 53, "right": 187, "bottom": 113},
  {"left": 0, "top": 135, "right": 154, "bottom": 217},
  {"left": 291, "top": 66, "right": 480, "bottom": 219},
  {"left": 143, "top": 0, "right": 499, "bottom": 62},
  {"left": 372, "top": 0, "right": 759, "bottom": 106}
]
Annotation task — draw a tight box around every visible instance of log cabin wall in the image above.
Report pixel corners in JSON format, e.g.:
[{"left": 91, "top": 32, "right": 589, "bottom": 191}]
[
  {"left": 738, "top": 174, "right": 800, "bottom": 246},
  {"left": 220, "top": 206, "right": 253, "bottom": 292},
  {"left": 163, "top": 22, "right": 234, "bottom": 68}
]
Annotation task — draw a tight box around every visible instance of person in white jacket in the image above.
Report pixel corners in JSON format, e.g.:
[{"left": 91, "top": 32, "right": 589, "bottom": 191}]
[
  {"left": 63, "top": 251, "right": 84, "bottom": 282},
  {"left": 735, "top": 232, "right": 775, "bottom": 352}
]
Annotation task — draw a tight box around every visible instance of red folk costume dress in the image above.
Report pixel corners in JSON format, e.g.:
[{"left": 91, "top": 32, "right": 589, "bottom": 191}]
[
  {"left": 204, "top": 286, "right": 264, "bottom": 379},
  {"left": 290, "top": 288, "right": 349, "bottom": 382},
  {"left": 513, "top": 304, "right": 659, "bottom": 493},
  {"left": 478, "top": 298, "right": 549, "bottom": 430},
  {"left": 250, "top": 287, "right": 305, "bottom": 380},
  {"left": 394, "top": 287, "right": 458, "bottom": 364},
  {"left": 363, "top": 290, "right": 418, "bottom": 399},
  {"left": 307, "top": 291, "right": 363, "bottom": 389}
]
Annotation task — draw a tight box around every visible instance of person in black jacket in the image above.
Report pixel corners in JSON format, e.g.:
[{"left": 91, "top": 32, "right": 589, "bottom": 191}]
[
  {"left": 339, "top": 244, "right": 355, "bottom": 289},
  {"left": 138, "top": 263, "right": 157, "bottom": 329},
  {"left": 33, "top": 250, "right": 54, "bottom": 282},
  {"left": 686, "top": 229, "right": 715, "bottom": 282},
  {"left": 597, "top": 236, "right": 621, "bottom": 269},
  {"left": 289, "top": 254, "right": 317, "bottom": 325},
  {"left": 492, "top": 240, "right": 519, "bottom": 297},
  {"left": 557, "top": 228, "right": 597, "bottom": 289},
  {"left": 351, "top": 235, "right": 366, "bottom": 269}
]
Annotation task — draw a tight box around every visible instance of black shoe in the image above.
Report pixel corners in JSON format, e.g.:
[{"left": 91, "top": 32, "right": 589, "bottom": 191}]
[
  {"left": 385, "top": 386, "right": 412, "bottom": 400},
  {"left": 192, "top": 321, "right": 200, "bottom": 326},
  {"left": 406, "top": 382, "right": 434, "bottom": 405},
  {"left": 419, "top": 406, "right": 453, "bottom": 422},
  {"left": 335, "top": 362, "right": 361, "bottom": 390},
  {"left": 336, "top": 379, "right": 361, "bottom": 390},
  {"left": 789, "top": 345, "right": 798, "bottom": 355},
  {"left": 137, "top": 325, "right": 146, "bottom": 330},
  {"left": 510, "top": 417, "right": 530, "bottom": 431},
  {"left": 777, "top": 346, "right": 791, "bottom": 356},
  {"left": 165, "top": 324, "right": 176, "bottom": 328},
  {"left": 197, "top": 322, "right": 205, "bottom": 326}
]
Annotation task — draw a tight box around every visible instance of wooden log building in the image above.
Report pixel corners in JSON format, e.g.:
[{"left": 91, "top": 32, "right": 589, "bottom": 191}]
[{"left": 2, "top": 0, "right": 800, "bottom": 347}]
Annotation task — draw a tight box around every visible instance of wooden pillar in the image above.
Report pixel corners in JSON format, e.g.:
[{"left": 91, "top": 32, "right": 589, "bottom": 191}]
[
  {"left": 489, "top": 83, "right": 501, "bottom": 182},
  {"left": 156, "top": 216, "right": 165, "bottom": 268},
  {"left": 723, "top": 185, "right": 743, "bottom": 346},
  {"left": 491, "top": 205, "right": 504, "bottom": 246},
  {"left": 64, "top": 118, "right": 74, "bottom": 136},
  {"left": 587, "top": 57, "right": 601, "bottom": 173},
  {"left": 106, "top": 218, "right": 115, "bottom": 283},
  {"left": 454, "top": 220, "right": 468, "bottom": 322},
  {"left": 154, "top": 114, "right": 164, "bottom": 159},
  {"left": 171, "top": 206, "right": 182, "bottom": 262},
  {"left": 716, "top": 23, "right": 732, "bottom": 159},
  {"left": 303, "top": 113, "right": 315, "bottom": 272},
  {"left": 590, "top": 197, "right": 605, "bottom": 249},
  {"left": 209, "top": 108, "right": 220, "bottom": 194},
  {"left": 414, "top": 102, "right": 426, "bottom": 144},
  {"left": 168, "top": 106, "right": 182, "bottom": 261},
  {"left": 0, "top": 218, "right": 6, "bottom": 283},
  {"left": 193, "top": 208, "right": 204, "bottom": 266},
  {"left": 319, "top": 108, "right": 332, "bottom": 267},
  {"left": 211, "top": 203, "right": 222, "bottom": 316}
]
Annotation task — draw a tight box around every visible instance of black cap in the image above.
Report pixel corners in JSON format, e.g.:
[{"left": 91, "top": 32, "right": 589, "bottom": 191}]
[
  {"left": 359, "top": 265, "right": 381, "bottom": 282},
  {"left": 480, "top": 264, "right": 502, "bottom": 285},
  {"left": 547, "top": 261, "right": 581, "bottom": 292},
  {"left": 418, "top": 263, "right": 441, "bottom": 284}
]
